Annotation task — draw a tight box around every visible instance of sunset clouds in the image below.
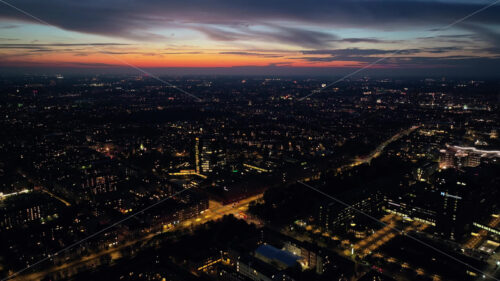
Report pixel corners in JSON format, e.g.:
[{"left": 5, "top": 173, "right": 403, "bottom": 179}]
[{"left": 1, "top": 0, "right": 499, "bottom": 75}]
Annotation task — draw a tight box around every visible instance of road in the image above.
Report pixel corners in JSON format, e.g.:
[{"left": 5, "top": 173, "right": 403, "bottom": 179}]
[
  {"left": 181, "top": 194, "right": 264, "bottom": 228},
  {"left": 40, "top": 188, "right": 71, "bottom": 207},
  {"left": 336, "top": 125, "right": 420, "bottom": 173},
  {"left": 9, "top": 193, "right": 263, "bottom": 281}
]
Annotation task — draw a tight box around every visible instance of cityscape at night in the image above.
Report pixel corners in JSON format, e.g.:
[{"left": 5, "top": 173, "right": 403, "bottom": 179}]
[{"left": 1, "top": 1, "right": 500, "bottom": 281}]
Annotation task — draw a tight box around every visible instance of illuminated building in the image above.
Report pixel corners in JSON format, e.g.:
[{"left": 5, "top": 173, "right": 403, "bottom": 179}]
[
  {"left": 282, "top": 241, "right": 330, "bottom": 274},
  {"left": 439, "top": 149, "right": 455, "bottom": 169},
  {"left": 254, "top": 244, "right": 301, "bottom": 270},
  {"left": 82, "top": 174, "right": 117, "bottom": 195},
  {"left": 0, "top": 192, "right": 63, "bottom": 230},
  {"left": 317, "top": 191, "right": 383, "bottom": 232},
  {"left": 195, "top": 137, "right": 200, "bottom": 174},
  {"left": 236, "top": 250, "right": 297, "bottom": 281},
  {"left": 194, "top": 136, "right": 226, "bottom": 174},
  {"left": 384, "top": 195, "right": 437, "bottom": 227},
  {"left": 387, "top": 166, "right": 498, "bottom": 241},
  {"left": 439, "top": 145, "right": 500, "bottom": 169},
  {"left": 465, "top": 153, "right": 481, "bottom": 167},
  {"left": 412, "top": 162, "right": 438, "bottom": 182},
  {"left": 434, "top": 170, "right": 470, "bottom": 241},
  {"left": 194, "top": 137, "right": 214, "bottom": 173},
  {"left": 236, "top": 255, "right": 281, "bottom": 281}
]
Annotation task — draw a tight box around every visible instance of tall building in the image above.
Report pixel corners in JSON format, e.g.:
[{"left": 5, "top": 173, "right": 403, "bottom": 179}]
[
  {"left": 200, "top": 138, "right": 213, "bottom": 173},
  {"left": 195, "top": 137, "right": 201, "bottom": 174},
  {"left": 434, "top": 170, "right": 471, "bottom": 240},
  {"left": 194, "top": 136, "right": 226, "bottom": 174}
]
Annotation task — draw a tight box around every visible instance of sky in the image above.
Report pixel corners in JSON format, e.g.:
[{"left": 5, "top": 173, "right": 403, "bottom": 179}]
[{"left": 0, "top": 0, "right": 500, "bottom": 76}]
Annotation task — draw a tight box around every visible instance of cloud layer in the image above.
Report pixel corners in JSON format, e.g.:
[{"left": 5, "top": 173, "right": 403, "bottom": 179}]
[
  {"left": 1, "top": 0, "right": 500, "bottom": 75},
  {"left": 1, "top": 0, "right": 500, "bottom": 46}
]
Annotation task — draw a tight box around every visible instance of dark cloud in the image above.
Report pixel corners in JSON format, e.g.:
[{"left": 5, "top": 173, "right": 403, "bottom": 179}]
[
  {"left": 302, "top": 48, "right": 421, "bottom": 57},
  {"left": 219, "top": 51, "right": 282, "bottom": 58},
  {"left": 0, "top": 43, "right": 134, "bottom": 57},
  {"left": 301, "top": 46, "right": 467, "bottom": 60},
  {"left": 0, "top": 43, "right": 130, "bottom": 48},
  {"left": 267, "top": 26, "right": 338, "bottom": 48},
  {"left": 423, "top": 46, "right": 464, "bottom": 53},
  {"left": 297, "top": 53, "right": 500, "bottom": 72},
  {"left": 71, "top": 62, "right": 122, "bottom": 67},
  {"left": 193, "top": 25, "right": 338, "bottom": 48},
  {"left": 417, "top": 34, "right": 477, "bottom": 45},
  {"left": 219, "top": 51, "right": 266, "bottom": 55},
  {"left": 297, "top": 47, "right": 480, "bottom": 65},
  {"left": 162, "top": 51, "right": 203, "bottom": 55},
  {"left": 1, "top": 0, "right": 499, "bottom": 44},
  {"left": 458, "top": 23, "right": 500, "bottom": 49},
  {"left": 418, "top": 34, "right": 475, "bottom": 40},
  {"left": 335, "top": 38, "right": 386, "bottom": 43},
  {"left": 420, "top": 24, "right": 500, "bottom": 50},
  {"left": 0, "top": 24, "right": 19, "bottom": 29}
]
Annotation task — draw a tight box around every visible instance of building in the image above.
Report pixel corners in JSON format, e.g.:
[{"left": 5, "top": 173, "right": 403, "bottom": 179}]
[
  {"left": 317, "top": 191, "right": 383, "bottom": 232},
  {"left": 82, "top": 174, "right": 117, "bottom": 195},
  {"left": 439, "top": 149, "right": 455, "bottom": 169},
  {"left": 439, "top": 145, "right": 500, "bottom": 169},
  {"left": 282, "top": 241, "right": 330, "bottom": 274},
  {"left": 386, "top": 165, "right": 499, "bottom": 241},
  {"left": 384, "top": 181, "right": 438, "bottom": 227},
  {"left": 195, "top": 136, "right": 226, "bottom": 174},
  {"left": 236, "top": 254, "right": 295, "bottom": 281},
  {"left": 434, "top": 169, "right": 473, "bottom": 241},
  {"left": 0, "top": 191, "right": 64, "bottom": 230},
  {"left": 254, "top": 244, "right": 301, "bottom": 270},
  {"left": 412, "top": 162, "right": 438, "bottom": 182}
]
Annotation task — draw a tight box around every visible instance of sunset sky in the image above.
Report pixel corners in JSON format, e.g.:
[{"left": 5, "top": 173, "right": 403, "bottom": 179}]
[{"left": 1, "top": 0, "right": 499, "bottom": 76}]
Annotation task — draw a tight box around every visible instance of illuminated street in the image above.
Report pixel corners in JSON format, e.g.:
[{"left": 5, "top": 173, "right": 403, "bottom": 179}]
[
  {"left": 353, "top": 214, "right": 428, "bottom": 258},
  {"left": 10, "top": 193, "right": 263, "bottom": 281}
]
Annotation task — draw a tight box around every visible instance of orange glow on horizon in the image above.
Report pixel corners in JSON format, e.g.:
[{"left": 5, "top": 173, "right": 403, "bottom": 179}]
[{"left": 1, "top": 48, "right": 399, "bottom": 69}]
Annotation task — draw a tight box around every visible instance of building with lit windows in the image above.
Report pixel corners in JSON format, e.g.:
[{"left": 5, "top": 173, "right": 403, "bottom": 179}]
[
  {"left": 194, "top": 136, "right": 226, "bottom": 174},
  {"left": 0, "top": 192, "right": 64, "bottom": 230},
  {"left": 317, "top": 191, "right": 383, "bottom": 232},
  {"left": 386, "top": 165, "right": 499, "bottom": 241},
  {"left": 439, "top": 145, "right": 500, "bottom": 169},
  {"left": 236, "top": 254, "right": 295, "bottom": 281}
]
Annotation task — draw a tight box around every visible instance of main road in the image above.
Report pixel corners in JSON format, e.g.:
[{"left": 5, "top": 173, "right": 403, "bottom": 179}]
[
  {"left": 337, "top": 125, "right": 420, "bottom": 173},
  {"left": 9, "top": 194, "right": 263, "bottom": 281}
]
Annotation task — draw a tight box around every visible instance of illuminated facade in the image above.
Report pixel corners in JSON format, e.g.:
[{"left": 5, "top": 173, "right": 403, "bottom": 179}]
[
  {"left": 195, "top": 137, "right": 200, "bottom": 174},
  {"left": 439, "top": 145, "right": 500, "bottom": 169},
  {"left": 194, "top": 136, "right": 226, "bottom": 174},
  {"left": 317, "top": 192, "right": 383, "bottom": 232}
]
